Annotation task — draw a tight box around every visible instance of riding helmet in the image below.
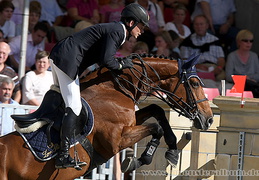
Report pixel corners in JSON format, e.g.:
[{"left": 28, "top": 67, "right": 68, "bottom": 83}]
[{"left": 121, "top": 3, "right": 149, "bottom": 28}]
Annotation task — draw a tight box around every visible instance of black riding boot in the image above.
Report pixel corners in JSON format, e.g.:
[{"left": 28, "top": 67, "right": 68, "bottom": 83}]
[{"left": 55, "top": 107, "right": 86, "bottom": 169}]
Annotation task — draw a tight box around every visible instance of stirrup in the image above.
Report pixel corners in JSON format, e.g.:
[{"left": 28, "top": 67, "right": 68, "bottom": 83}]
[{"left": 55, "top": 155, "right": 87, "bottom": 170}]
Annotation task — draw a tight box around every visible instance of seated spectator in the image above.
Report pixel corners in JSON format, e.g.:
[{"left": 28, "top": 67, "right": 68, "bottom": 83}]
[
  {"left": 0, "top": 0, "right": 16, "bottom": 42},
  {"left": 9, "top": 0, "right": 23, "bottom": 26},
  {"left": 0, "top": 76, "right": 25, "bottom": 136},
  {"left": 168, "top": 30, "right": 181, "bottom": 56},
  {"left": 115, "top": 36, "right": 137, "bottom": 58},
  {"left": 99, "top": 0, "right": 124, "bottom": 23},
  {"left": 16, "top": 1, "right": 42, "bottom": 36},
  {"left": 164, "top": 4, "right": 191, "bottom": 41},
  {"left": 136, "top": 0, "right": 165, "bottom": 51},
  {"left": 0, "top": 42, "right": 21, "bottom": 103},
  {"left": 152, "top": 30, "right": 180, "bottom": 59},
  {"left": 66, "top": 0, "right": 100, "bottom": 27},
  {"left": 226, "top": 29, "right": 259, "bottom": 98},
  {"left": 32, "top": 0, "right": 64, "bottom": 28},
  {"left": 8, "top": 22, "right": 48, "bottom": 72},
  {"left": 191, "top": 0, "right": 239, "bottom": 54},
  {"left": 180, "top": 15, "right": 227, "bottom": 89},
  {"left": 30, "top": 0, "right": 64, "bottom": 43},
  {"left": 132, "top": 41, "right": 149, "bottom": 54},
  {"left": 22, "top": 51, "right": 53, "bottom": 106},
  {"left": 158, "top": 0, "right": 191, "bottom": 27}
]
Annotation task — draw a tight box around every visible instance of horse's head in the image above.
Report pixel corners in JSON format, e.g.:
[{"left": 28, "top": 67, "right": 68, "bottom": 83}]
[{"left": 131, "top": 54, "right": 213, "bottom": 130}]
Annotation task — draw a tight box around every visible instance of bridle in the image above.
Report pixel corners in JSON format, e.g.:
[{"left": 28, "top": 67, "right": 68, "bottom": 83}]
[{"left": 111, "top": 54, "right": 208, "bottom": 120}]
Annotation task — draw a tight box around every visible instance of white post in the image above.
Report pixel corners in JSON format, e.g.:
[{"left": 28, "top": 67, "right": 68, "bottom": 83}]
[
  {"left": 18, "top": 0, "right": 30, "bottom": 79},
  {"left": 221, "top": 80, "right": 226, "bottom": 96}
]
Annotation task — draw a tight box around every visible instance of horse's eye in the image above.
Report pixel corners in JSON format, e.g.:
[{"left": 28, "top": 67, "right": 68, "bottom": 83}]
[{"left": 191, "top": 81, "right": 200, "bottom": 88}]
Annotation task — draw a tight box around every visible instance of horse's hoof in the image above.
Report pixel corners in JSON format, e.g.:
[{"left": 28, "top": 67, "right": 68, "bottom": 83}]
[
  {"left": 165, "top": 149, "right": 181, "bottom": 167},
  {"left": 121, "top": 157, "right": 139, "bottom": 173}
]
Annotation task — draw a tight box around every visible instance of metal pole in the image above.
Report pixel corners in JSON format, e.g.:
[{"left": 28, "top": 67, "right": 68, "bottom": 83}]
[{"left": 18, "top": 0, "right": 30, "bottom": 79}]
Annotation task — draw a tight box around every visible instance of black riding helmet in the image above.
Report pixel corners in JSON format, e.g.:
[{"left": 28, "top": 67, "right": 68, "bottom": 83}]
[{"left": 121, "top": 3, "right": 149, "bottom": 34}]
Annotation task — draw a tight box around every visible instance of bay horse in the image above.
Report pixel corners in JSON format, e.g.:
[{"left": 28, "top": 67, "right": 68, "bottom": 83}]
[{"left": 0, "top": 54, "right": 213, "bottom": 180}]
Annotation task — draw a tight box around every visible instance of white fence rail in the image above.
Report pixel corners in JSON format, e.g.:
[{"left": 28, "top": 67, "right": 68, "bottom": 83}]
[{"left": 0, "top": 104, "right": 135, "bottom": 180}]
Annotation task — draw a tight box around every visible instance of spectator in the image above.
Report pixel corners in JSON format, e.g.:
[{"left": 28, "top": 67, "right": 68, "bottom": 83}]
[
  {"left": 0, "top": 42, "right": 21, "bottom": 103},
  {"left": 115, "top": 36, "right": 137, "bottom": 57},
  {"left": 8, "top": 22, "right": 48, "bottom": 73},
  {"left": 226, "top": 29, "right": 259, "bottom": 98},
  {"left": 66, "top": 0, "right": 100, "bottom": 27},
  {"left": 132, "top": 41, "right": 149, "bottom": 54},
  {"left": 152, "top": 30, "right": 180, "bottom": 58},
  {"left": 0, "top": 0, "right": 16, "bottom": 42},
  {"left": 164, "top": 4, "right": 191, "bottom": 41},
  {"left": 191, "top": 0, "right": 239, "bottom": 54},
  {"left": 99, "top": 0, "right": 124, "bottom": 23},
  {"left": 8, "top": 0, "right": 23, "bottom": 26},
  {"left": 22, "top": 51, "right": 53, "bottom": 106},
  {"left": 157, "top": 0, "right": 191, "bottom": 27},
  {"left": 136, "top": 0, "right": 165, "bottom": 51},
  {"left": 168, "top": 30, "right": 181, "bottom": 56},
  {"left": 0, "top": 76, "right": 25, "bottom": 136},
  {"left": 30, "top": 0, "right": 64, "bottom": 43},
  {"left": 31, "top": 0, "right": 64, "bottom": 28},
  {"left": 180, "top": 15, "right": 226, "bottom": 89},
  {"left": 16, "top": 1, "right": 42, "bottom": 36}
]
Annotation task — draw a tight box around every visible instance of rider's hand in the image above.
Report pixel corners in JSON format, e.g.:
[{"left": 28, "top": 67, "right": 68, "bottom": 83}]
[{"left": 118, "top": 58, "right": 134, "bottom": 70}]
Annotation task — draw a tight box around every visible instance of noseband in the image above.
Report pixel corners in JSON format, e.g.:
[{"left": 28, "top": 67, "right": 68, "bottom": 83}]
[{"left": 169, "top": 70, "right": 208, "bottom": 120}]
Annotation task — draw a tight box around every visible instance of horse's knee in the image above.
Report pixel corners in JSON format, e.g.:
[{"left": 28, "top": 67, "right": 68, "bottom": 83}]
[{"left": 152, "top": 123, "right": 164, "bottom": 139}]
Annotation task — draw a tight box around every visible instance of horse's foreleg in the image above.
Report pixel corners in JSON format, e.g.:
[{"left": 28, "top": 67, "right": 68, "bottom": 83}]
[
  {"left": 120, "top": 122, "right": 164, "bottom": 173},
  {"left": 135, "top": 104, "right": 181, "bottom": 168},
  {"left": 136, "top": 104, "right": 177, "bottom": 149}
]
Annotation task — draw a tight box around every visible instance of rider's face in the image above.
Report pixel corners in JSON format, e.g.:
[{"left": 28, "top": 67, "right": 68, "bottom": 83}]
[{"left": 130, "top": 22, "right": 145, "bottom": 39}]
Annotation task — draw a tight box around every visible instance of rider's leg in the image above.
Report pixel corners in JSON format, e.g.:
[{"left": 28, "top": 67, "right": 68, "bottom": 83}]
[{"left": 50, "top": 60, "right": 86, "bottom": 169}]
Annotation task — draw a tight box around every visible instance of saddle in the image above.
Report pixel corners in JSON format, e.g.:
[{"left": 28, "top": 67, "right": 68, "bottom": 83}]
[
  {"left": 11, "top": 90, "right": 94, "bottom": 161},
  {"left": 12, "top": 90, "right": 88, "bottom": 133}
]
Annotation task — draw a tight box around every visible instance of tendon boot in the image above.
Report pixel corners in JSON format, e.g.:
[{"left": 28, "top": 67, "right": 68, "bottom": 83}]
[{"left": 55, "top": 107, "right": 87, "bottom": 169}]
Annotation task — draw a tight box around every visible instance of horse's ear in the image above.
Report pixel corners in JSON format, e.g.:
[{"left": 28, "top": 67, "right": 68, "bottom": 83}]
[{"left": 181, "top": 53, "right": 200, "bottom": 70}]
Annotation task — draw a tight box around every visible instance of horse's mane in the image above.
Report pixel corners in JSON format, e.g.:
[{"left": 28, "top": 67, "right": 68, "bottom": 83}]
[{"left": 79, "top": 54, "right": 180, "bottom": 88}]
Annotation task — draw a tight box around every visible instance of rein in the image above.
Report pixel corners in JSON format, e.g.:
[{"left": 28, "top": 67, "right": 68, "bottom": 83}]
[{"left": 111, "top": 54, "right": 207, "bottom": 120}]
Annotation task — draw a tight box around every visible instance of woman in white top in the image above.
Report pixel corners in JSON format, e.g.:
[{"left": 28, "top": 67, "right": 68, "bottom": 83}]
[
  {"left": 164, "top": 3, "right": 191, "bottom": 40},
  {"left": 22, "top": 51, "right": 53, "bottom": 106}
]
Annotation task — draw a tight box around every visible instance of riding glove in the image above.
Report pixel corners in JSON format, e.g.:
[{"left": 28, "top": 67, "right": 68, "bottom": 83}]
[{"left": 118, "top": 58, "right": 134, "bottom": 70}]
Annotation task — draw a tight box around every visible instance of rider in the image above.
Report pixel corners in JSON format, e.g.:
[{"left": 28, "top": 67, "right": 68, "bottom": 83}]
[{"left": 46, "top": 4, "right": 150, "bottom": 169}]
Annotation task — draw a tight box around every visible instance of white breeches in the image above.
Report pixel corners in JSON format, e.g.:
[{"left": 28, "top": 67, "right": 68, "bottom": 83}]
[{"left": 50, "top": 59, "right": 82, "bottom": 116}]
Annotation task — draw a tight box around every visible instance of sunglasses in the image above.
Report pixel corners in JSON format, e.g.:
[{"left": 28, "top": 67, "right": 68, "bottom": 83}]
[{"left": 241, "top": 39, "right": 254, "bottom": 43}]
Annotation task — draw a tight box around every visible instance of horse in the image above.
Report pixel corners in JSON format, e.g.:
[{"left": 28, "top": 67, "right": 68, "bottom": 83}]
[{"left": 0, "top": 54, "right": 213, "bottom": 180}]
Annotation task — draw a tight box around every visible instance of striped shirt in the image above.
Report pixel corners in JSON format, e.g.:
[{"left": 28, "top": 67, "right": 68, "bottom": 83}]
[{"left": 180, "top": 32, "right": 225, "bottom": 64}]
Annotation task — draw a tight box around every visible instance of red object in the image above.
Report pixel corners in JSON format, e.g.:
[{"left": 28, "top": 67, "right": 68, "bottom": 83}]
[{"left": 230, "top": 75, "right": 246, "bottom": 93}]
